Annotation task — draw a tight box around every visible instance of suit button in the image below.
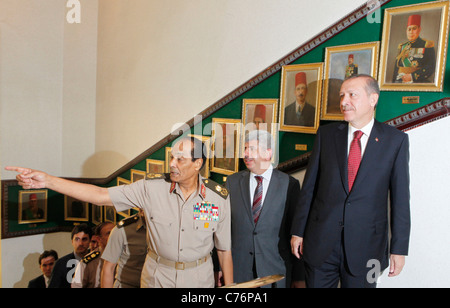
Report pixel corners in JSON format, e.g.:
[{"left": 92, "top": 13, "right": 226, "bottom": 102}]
[
  {"left": 253, "top": 232, "right": 257, "bottom": 235},
  {"left": 249, "top": 252, "right": 254, "bottom": 256},
  {"left": 339, "top": 221, "right": 344, "bottom": 226}
]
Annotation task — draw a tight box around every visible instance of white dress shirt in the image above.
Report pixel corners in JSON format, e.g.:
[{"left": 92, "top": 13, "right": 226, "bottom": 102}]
[
  {"left": 249, "top": 165, "right": 273, "bottom": 207},
  {"left": 347, "top": 118, "right": 374, "bottom": 158}
]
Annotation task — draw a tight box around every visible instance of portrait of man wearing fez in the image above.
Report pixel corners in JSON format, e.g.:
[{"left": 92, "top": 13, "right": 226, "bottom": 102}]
[
  {"left": 345, "top": 54, "right": 359, "bottom": 79},
  {"left": 379, "top": 1, "right": 448, "bottom": 91},
  {"left": 283, "top": 72, "right": 316, "bottom": 128},
  {"left": 19, "top": 190, "right": 47, "bottom": 224},
  {"left": 322, "top": 42, "right": 379, "bottom": 121},
  {"left": 279, "top": 63, "right": 322, "bottom": 134},
  {"left": 392, "top": 14, "right": 436, "bottom": 84}
]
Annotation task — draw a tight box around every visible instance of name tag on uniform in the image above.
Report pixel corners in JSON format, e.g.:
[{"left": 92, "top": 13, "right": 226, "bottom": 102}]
[{"left": 194, "top": 202, "right": 219, "bottom": 224}]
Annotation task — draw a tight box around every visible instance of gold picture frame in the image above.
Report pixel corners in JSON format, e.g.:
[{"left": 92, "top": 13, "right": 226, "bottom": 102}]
[
  {"left": 378, "top": 0, "right": 449, "bottom": 91},
  {"left": 116, "top": 177, "right": 132, "bottom": 218},
  {"left": 165, "top": 147, "right": 172, "bottom": 173},
  {"left": 322, "top": 42, "right": 380, "bottom": 120},
  {"left": 241, "top": 98, "right": 279, "bottom": 163},
  {"left": 188, "top": 134, "right": 211, "bottom": 179},
  {"left": 279, "top": 63, "right": 323, "bottom": 134},
  {"left": 146, "top": 159, "right": 165, "bottom": 174},
  {"left": 131, "top": 169, "right": 146, "bottom": 182},
  {"left": 211, "top": 118, "right": 241, "bottom": 175},
  {"left": 64, "top": 196, "right": 89, "bottom": 222},
  {"left": 18, "top": 190, "right": 47, "bottom": 224}
]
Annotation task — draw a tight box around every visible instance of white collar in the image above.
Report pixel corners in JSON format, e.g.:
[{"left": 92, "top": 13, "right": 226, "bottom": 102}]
[
  {"left": 348, "top": 118, "right": 374, "bottom": 137},
  {"left": 250, "top": 164, "right": 273, "bottom": 181}
]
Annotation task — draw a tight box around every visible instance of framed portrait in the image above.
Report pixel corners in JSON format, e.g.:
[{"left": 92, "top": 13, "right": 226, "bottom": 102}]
[
  {"left": 188, "top": 134, "right": 211, "bottom": 179},
  {"left": 92, "top": 204, "right": 103, "bottom": 225},
  {"left": 131, "top": 169, "right": 146, "bottom": 182},
  {"left": 241, "top": 98, "right": 279, "bottom": 162},
  {"left": 104, "top": 206, "right": 117, "bottom": 224},
  {"left": 64, "top": 196, "right": 89, "bottom": 222},
  {"left": 165, "top": 147, "right": 172, "bottom": 173},
  {"left": 211, "top": 118, "right": 241, "bottom": 175},
  {"left": 378, "top": 0, "right": 449, "bottom": 91},
  {"left": 242, "top": 99, "right": 278, "bottom": 133},
  {"left": 116, "top": 177, "right": 132, "bottom": 218},
  {"left": 18, "top": 190, "right": 47, "bottom": 224},
  {"left": 322, "top": 42, "right": 380, "bottom": 120},
  {"left": 146, "top": 159, "right": 165, "bottom": 174},
  {"left": 279, "top": 63, "right": 323, "bottom": 133}
]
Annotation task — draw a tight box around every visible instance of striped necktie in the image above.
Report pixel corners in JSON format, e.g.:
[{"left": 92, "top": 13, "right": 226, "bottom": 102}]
[
  {"left": 348, "top": 130, "right": 364, "bottom": 192},
  {"left": 252, "top": 176, "right": 263, "bottom": 224}
]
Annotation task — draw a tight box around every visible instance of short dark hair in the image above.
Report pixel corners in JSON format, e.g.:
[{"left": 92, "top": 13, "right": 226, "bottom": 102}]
[
  {"left": 71, "top": 223, "right": 93, "bottom": 240},
  {"left": 39, "top": 250, "right": 58, "bottom": 265}
]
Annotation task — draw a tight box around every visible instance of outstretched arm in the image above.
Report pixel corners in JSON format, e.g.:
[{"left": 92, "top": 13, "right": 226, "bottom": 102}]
[{"left": 5, "top": 166, "right": 113, "bottom": 206}]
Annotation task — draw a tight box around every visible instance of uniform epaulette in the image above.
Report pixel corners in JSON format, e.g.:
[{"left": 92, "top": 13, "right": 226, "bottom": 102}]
[
  {"left": 117, "top": 214, "right": 139, "bottom": 228},
  {"left": 146, "top": 173, "right": 170, "bottom": 182},
  {"left": 82, "top": 250, "right": 101, "bottom": 264},
  {"left": 202, "top": 178, "right": 228, "bottom": 199},
  {"left": 425, "top": 40, "right": 434, "bottom": 48}
]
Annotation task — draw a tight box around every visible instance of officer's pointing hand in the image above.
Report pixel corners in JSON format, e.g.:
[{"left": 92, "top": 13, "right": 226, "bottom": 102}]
[{"left": 5, "top": 166, "right": 48, "bottom": 190}]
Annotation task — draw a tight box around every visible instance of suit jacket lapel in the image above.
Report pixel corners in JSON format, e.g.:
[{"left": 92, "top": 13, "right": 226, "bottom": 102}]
[
  {"left": 257, "top": 170, "right": 281, "bottom": 224},
  {"left": 335, "top": 123, "right": 350, "bottom": 194},
  {"left": 239, "top": 171, "right": 254, "bottom": 224},
  {"left": 352, "top": 120, "right": 384, "bottom": 190}
]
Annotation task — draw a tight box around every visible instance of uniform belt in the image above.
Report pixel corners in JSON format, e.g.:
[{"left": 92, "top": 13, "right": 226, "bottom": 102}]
[
  {"left": 148, "top": 250, "right": 210, "bottom": 270},
  {"left": 398, "top": 67, "right": 419, "bottom": 74}
]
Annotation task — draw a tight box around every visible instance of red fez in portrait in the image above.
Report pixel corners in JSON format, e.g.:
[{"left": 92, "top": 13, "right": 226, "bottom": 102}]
[{"left": 295, "top": 72, "right": 307, "bottom": 86}]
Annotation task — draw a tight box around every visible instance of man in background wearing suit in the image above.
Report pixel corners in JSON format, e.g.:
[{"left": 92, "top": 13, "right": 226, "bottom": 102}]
[
  {"left": 227, "top": 130, "right": 301, "bottom": 288},
  {"left": 28, "top": 250, "right": 58, "bottom": 288},
  {"left": 291, "top": 74, "right": 411, "bottom": 288}
]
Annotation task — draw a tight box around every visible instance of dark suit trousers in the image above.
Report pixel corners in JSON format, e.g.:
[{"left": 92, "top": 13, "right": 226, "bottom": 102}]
[{"left": 304, "top": 231, "right": 378, "bottom": 288}]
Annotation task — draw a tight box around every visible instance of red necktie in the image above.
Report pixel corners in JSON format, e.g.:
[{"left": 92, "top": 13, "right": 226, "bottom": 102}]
[
  {"left": 348, "top": 130, "right": 363, "bottom": 192},
  {"left": 252, "top": 176, "right": 263, "bottom": 224}
]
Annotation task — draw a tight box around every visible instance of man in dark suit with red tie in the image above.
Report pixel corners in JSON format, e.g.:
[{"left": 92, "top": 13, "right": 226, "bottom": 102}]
[{"left": 291, "top": 74, "right": 411, "bottom": 288}]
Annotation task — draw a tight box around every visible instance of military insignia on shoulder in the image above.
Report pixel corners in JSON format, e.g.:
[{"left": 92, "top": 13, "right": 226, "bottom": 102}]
[
  {"left": 82, "top": 250, "right": 101, "bottom": 264},
  {"left": 118, "top": 214, "right": 139, "bottom": 228},
  {"left": 425, "top": 40, "right": 434, "bottom": 48},
  {"left": 146, "top": 173, "right": 170, "bottom": 182},
  {"left": 202, "top": 179, "right": 228, "bottom": 199}
]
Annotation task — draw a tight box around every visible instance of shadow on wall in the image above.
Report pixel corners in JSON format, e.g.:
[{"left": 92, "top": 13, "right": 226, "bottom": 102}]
[{"left": 12, "top": 233, "right": 73, "bottom": 288}]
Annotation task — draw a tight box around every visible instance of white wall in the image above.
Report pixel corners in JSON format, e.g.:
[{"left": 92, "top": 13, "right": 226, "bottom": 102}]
[
  {"left": 94, "top": 0, "right": 368, "bottom": 177},
  {"left": 1, "top": 232, "right": 73, "bottom": 288},
  {"left": 378, "top": 116, "right": 450, "bottom": 288}
]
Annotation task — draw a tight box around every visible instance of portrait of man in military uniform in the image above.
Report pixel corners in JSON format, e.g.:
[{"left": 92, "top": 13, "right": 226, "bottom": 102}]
[
  {"left": 345, "top": 54, "right": 359, "bottom": 79},
  {"left": 322, "top": 42, "right": 379, "bottom": 120},
  {"left": 392, "top": 14, "right": 436, "bottom": 84},
  {"left": 379, "top": 1, "right": 448, "bottom": 91}
]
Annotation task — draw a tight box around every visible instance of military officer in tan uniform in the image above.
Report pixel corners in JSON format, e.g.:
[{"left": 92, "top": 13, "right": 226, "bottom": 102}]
[
  {"left": 393, "top": 14, "right": 436, "bottom": 83},
  {"left": 6, "top": 136, "right": 233, "bottom": 288},
  {"left": 101, "top": 211, "right": 148, "bottom": 288}
]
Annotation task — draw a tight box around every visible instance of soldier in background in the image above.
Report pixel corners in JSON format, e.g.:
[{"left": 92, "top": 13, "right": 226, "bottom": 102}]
[
  {"left": 72, "top": 222, "right": 114, "bottom": 288},
  {"left": 101, "top": 210, "right": 148, "bottom": 288},
  {"left": 393, "top": 14, "right": 436, "bottom": 83}
]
